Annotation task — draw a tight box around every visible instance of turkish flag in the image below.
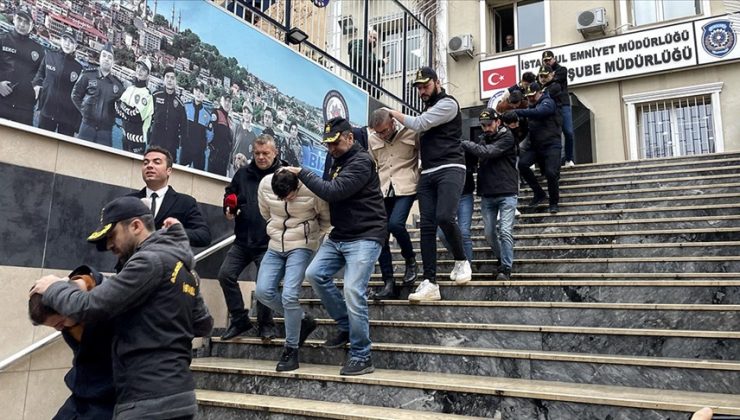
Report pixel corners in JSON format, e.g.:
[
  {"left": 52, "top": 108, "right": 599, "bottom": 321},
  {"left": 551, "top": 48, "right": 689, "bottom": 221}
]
[{"left": 482, "top": 66, "right": 517, "bottom": 91}]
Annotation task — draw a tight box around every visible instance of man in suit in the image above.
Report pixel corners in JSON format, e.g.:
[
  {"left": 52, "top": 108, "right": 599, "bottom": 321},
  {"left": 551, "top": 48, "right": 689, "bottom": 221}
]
[{"left": 129, "top": 146, "right": 211, "bottom": 248}]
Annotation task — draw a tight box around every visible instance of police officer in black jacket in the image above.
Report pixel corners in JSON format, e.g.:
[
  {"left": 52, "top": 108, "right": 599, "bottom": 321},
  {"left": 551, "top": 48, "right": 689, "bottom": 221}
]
[
  {"left": 542, "top": 50, "right": 575, "bottom": 166},
  {"left": 0, "top": 5, "right": 44, "bottom": 125},
  {"left": 32, "top": 28, "right": 83, "bottom": 136},
  {"left": 71, "top": 44, "right": 123, "bottom": 147},
  {"left": 149, "top": 66, "right": 187, "bottom": 159},
  {"left": 208, "top": 93, "right": 234, "bottom": 176}
]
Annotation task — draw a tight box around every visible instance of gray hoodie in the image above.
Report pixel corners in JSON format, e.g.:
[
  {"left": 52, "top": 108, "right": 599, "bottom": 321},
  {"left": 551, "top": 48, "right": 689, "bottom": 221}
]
[{"left": 43, "top": 223, "right": 213, "bottom": 404}]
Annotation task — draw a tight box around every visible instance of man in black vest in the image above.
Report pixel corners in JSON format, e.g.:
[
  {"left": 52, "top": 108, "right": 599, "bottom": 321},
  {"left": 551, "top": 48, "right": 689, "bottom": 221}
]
[
  {"left": 386, "top": 67, "right": 471, "bottom": 301},
  {"left": 149, "top": 66, "right": 187, "bottom": 160},
  {"left": 32, "top": 27, "right": 82, "bottom": 136},
  {"left": 129, "top": 146, "right": 211, "bottom": 248}
]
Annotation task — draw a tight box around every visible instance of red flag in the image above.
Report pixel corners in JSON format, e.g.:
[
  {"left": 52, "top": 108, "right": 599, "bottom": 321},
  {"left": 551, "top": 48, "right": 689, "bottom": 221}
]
[{"left": 482, "top": 65, "right": 517, "bottom": 91}]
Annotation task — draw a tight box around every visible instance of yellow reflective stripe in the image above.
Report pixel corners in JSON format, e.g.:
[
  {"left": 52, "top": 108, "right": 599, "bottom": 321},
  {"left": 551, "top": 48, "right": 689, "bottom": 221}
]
[{"left": 170, "top": 260, "right": 183, "bottom": 284}]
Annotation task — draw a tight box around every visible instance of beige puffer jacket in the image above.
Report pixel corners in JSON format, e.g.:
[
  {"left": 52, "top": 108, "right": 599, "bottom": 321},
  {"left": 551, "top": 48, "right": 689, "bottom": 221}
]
[{"left": 258, "top": 174, "right": 332, "bottom": 252}]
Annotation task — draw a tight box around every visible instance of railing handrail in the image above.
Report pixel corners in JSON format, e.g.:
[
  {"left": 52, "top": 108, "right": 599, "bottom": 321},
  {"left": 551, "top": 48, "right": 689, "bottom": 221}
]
[{"left": 0, "top": 234, "right": 236, "bottom": 372}]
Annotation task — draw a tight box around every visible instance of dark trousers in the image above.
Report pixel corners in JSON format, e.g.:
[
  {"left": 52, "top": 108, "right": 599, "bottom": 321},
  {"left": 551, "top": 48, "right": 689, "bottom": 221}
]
[
  {"left": 217, "top": 242, "right": 273, "bottom": 326},
  {"left": 38, "top": 114, "right": 77, "bottom": 137},
  {"left": 77, "top": 122, "right": 112, "bottom": 147},
  {"left": 208, "top": 149, "right": 229, "bottom": 176},
  {"left": 180, "top": 145, "right": 206, "bottom": 170},
  {"left": 377, "top": 195, "right": 416, "bottom": 278},
  {"left": 417, "top": 167, "right": 466, "bottom": 282},
  {"left": 0, "top": 104, "right": 33, "bottom": 125},
  {"left": 149, "top": 136, "right": 179, "bottom": 162},
  {"left": 53, "top": 395, "right": 114, "bottom": 420},
  {"left": 519, "top": 146, "right": 561, "bottom": 206}
]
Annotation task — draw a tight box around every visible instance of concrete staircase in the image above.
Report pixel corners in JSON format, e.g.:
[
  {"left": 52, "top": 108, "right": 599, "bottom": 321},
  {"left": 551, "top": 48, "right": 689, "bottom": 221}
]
[{"left": 193, "top": 152, "right": 740, "bottom": 419}]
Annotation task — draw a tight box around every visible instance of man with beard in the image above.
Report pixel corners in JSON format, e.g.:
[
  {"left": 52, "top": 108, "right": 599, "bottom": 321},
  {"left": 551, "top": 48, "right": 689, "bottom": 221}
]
[
  {"left": 32, "top": 27, "right": 82, "bottom": 136},
  {"left": 181, "top": 84, "right": 210, "bottom": 169},
  {"left": 116, "top": 56, "right": 154, "bottom": 154},
  {"left": 385, "top": 67, "right": 471, "bottom": 301},
  {"left": 149, "top": 66, "right": 187, "bottom": 160},
  {"left": 0, "top": 5, "right": 44, "bottom": 125},
  {"left": 208, "top": 93, "right": 233, "bottom": 176},
  {"left": 71, "top": 44, "right": 123, "bottom": 146},
  {"left": 31, "top": 196, "right": 213, "bottom": 419}
]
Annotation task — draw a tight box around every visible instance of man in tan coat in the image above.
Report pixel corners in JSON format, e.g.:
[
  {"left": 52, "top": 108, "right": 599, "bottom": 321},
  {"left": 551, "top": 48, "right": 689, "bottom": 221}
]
[
  {"left": 367, "top": 108, "right": 420, "bottom": 299},
  {"left": 255, "top": 169, "right": 332, "bottom": 371}
]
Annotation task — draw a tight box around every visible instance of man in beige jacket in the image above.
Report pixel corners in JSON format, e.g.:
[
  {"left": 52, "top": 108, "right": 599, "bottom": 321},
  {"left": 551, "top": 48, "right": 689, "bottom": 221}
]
[
  {"left": 255, "top": 169, "right": 332, "bottom": 371},
  {"left": 367, "top": 108, "right": 420, "bottom": 300}
]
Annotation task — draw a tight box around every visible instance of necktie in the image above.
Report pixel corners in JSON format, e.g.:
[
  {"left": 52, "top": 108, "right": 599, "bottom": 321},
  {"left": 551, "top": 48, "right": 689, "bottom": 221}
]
[{"left": 150, "top": 192, "right": 158, "bottom": 216}]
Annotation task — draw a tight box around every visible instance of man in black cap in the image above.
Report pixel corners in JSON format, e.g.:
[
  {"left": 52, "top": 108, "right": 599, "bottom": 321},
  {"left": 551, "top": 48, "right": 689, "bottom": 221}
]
[
  {"left": 385, "top": 67, "right": 471, "bottom": 301},
  {"left": 116, "top": 56, "right": 154, "bottom": 154},
  {"left": 0, "top": 5, "right": 44, "bottom": 125},
  {"left": 284, "top": 116, "right": 386, "bottom": 376},
  {"left": 461, "top": 109, "right": 519, "bottom": 280},
  {"left": 32, "top": 27, "right": 83, "bottom": 136},
  {"left": 542, "top": 50, "right": 575, "bottom": 167},
  {"left": 180, "top": 83, "right": 210, "bottom": 169},
  {"left": 148, "top": 66, "right": 187, "bottom": 159},
  {"left": 72, "top": 44, "right": 123, "bottom": 146},
  {"left": 31, "top": 196, "right": 213, "bottom": 419},
  {"left": 515, "top": 82, "right": 562, "bottom": 214}
]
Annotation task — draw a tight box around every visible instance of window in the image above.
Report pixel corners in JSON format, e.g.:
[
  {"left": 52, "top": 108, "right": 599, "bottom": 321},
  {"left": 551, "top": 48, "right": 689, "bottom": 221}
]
[
  {"left": 631, "top": 0, "right": 701, "bottom": 26},
  {"left": 624, "top": 83, "right": 724, "bottom": 160},
  {"left": 491, "top": 0, "right": 545, "bottom": 53},
  {"left": 380, "top": 28, "right": 424, "bottom": 75}
]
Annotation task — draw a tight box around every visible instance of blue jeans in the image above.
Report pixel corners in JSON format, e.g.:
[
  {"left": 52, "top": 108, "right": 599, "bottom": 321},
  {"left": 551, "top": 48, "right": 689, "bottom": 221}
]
[
  {"left": 255, "top": 248, "right": 314, "bottom": 348},
  {"left": 561, "top": 105, "right": 575, "bottom": 162},
  {"left": 480, "top": 195, "right": 518, "bottom": 269},
  {"left": 437, "top": 192, "right": 473, "bottom": 261},
  {"left": 305, "top": 238, "right": 382, "bottom": 360},
  {"left": 378, "top": 195, "right": 416, "bottom": 278},
  {"left": 77, "top": 122, "right": 112, "bottom": 147}
]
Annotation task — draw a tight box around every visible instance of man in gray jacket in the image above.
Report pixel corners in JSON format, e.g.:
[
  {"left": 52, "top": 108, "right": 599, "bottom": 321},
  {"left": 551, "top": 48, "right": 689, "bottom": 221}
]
[{"left": 32, "top": 196, "right": 212, "bottom": 420}]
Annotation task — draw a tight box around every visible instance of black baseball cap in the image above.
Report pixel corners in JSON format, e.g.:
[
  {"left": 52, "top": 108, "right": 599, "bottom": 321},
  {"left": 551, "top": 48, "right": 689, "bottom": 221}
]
[
  {"left": 538, "top": 64, "right": 553, "bottom": 75},
  {"left": 87, "top": 196, "right": 151, "bottom": 251},
  {"left": 542, "top": 50, "right": 555, "bottom": 60},
  {"left": 525, "top": 82, "right": 541, "bottom": 96},
  {"left": 322, "top": 117, "right": 352, "bottom": 143},
  {"left": 412, "top": 66, "right": 438, "bottom": 86},
  {"left": 479, "top": 108, "right": 500, "bottom": 124}
]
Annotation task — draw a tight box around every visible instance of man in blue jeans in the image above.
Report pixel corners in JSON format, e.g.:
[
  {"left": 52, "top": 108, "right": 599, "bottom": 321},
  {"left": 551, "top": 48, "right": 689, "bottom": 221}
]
[
  {"left": 286, "top": 117, "right": 386, "bottom": 376},
  {"left": 462, "top": 109, "right": 519, "bottom": 279},
  {"left": 541, "top": 50, "right": 575, "bottom": 167},
  {"left": 255, "top": 169, "right": 331, "bottom": 371}
]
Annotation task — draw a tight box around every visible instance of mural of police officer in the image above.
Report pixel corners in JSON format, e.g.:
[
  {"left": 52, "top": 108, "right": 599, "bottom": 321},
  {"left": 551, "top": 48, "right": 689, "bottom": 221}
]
[
  {"left": 181, "top": 83, "right": 210, "bottom": 170},
  {"left": 148, "top": 66, "right": 187, "bottom": 160},
  {"left": 32, "top": 27, "right": 83, "bottom": 136},
  {"left": 116, "top": 56, "right": 154, "bottom": 154},
  {"left": 71, "top": 44, "right": 123, "bottom": 147},
  {"left": 208, "top": 93, "right": 234, "bottom": 176},
  {"left": 0, "top": 5, "right": 44, "bottom": 125}
]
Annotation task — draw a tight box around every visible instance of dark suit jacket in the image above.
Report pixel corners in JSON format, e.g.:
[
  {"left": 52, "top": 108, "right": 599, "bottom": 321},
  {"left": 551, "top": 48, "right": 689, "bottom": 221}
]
[{"left": 130, "top": 186, "right": 212, "bottom": 247}]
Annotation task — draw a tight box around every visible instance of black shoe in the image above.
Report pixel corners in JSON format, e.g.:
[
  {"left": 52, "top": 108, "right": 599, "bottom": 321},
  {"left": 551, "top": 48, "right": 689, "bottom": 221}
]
[
  {"left": 371, "top": 277, "right": 397, "bottom": 300},
  {"left": 220, "top": 316, "right": 253, "bottom": 340},
  {"left": 402, "top": 257, "right": 418, "bottom": 287},
  {"left": 323, "top": 329, "right": 350, "bottom": 349},
  {"left": 548, "top": 204, "right": 559, "bottom": 214},
  {"left": 495, "top": 267, "right": 512, "bottom": 281},
  {"left": 340, "top": 357, "right": 374, "bottom": 376},
  {"left": 259, "top": 323, "right": 277, "bottom": 343},
  {"left": 529, "top": 193, "right": 547, "bottom": 208},
  {"left": 276, "top": 347, "right": 299, "bottom": 372},
  {"left": 298, "top": 314, "right": 317, "bottom": 347}
]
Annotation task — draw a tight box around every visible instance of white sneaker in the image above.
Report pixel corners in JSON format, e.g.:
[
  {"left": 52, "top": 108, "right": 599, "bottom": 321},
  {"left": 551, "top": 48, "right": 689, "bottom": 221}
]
[
  {"left": 529, "top": 164, "right": 536, "bottom": 171},
  {"left": 515, "top": 209, "right": 521, "bottom": 217},
  {"left": 408, "top": 279, "right": 441, "bottom": 301},
  {"left": 452, "top": 260, "right": 472, "bottom": 285},
  {"left": 564, "top": 160, "right": 575, "bottom": 167}
]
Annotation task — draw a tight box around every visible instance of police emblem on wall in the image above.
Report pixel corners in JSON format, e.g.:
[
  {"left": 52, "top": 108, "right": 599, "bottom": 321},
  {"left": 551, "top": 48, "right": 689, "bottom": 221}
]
[
  {"left": 701, "top": 20, "right": 736, "bottom": 58},
  {"left": 322, "top": 90, "right": 348, "bottom": 123},
  {"left": 70, "top": 71, "right": 78, "bottom": 83},
  {"left": 312, "top": 0, "right": 330, "bottom": 7}
]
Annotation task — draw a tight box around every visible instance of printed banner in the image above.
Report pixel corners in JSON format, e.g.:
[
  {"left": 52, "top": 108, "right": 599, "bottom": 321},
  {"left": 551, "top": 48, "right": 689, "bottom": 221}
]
[
  {"left": 479, "top": 14, "right": 739, "bottom": 100},
  {"left": 0, "top": 0, "right": 368, "bottom": 178}
]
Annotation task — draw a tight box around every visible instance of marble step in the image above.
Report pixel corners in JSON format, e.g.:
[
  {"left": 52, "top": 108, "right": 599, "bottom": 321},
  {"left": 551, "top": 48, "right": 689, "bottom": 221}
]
[
  {"left": 191, "top": 358, "right": 740, "bottom": 418},
  {"left": 383, "top": 256, "right": 740, "bottom": 274},
  {"left": 407, "top": 215, "right": 740, "bottom": 236},
  {"left": 520, "top": 194, "right": 740, "bottom": 215},
  {"left": 299, "top": 300, "right": 740, "bottom": 331},
  {"left": 209, "top": 338, "right": 740, "bottom": 394},
  {"left": 557, "top": 151, "right": 740, "bottom": 172},
  {"left": 551, "top": 158, "right": 740, "bottom": 183},
  {"left": 523, "top": 172, "right": 740, "bottom": 195},
  {"left": 236, "top": 319, "right": 740, "bottom": 360},
  {"left": 299, "top": 280, "right": 740, "bottom": 304},
  {"left": 386, "top": 242, "right": 740, "bottom": 260},
  {"left": 196, "top": 389, "right": 481, "bottom": 419},
  {"left": 374, "top": 272, "right": 740, "bottom": 281},
  {"left": 512, "top": 182, "right": 740, "bottom": 203},
  {"left": 510, "top": 203, "right": 740, "bottom": 223}
]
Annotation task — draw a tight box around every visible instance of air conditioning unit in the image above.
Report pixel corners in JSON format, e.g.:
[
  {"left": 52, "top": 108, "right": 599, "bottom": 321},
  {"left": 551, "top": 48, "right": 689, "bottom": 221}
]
[
  {"left": 577, "top": 8, "right": 607, "bottom": 36},
  {"left": 448, "top": 34, "right": 474, "bottom": 60}
]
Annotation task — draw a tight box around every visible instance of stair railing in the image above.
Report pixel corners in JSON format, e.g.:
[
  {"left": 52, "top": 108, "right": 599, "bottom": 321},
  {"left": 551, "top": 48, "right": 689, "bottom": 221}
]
[{"left": 0, "top": 234, "right": 235, "bottom": 373}]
